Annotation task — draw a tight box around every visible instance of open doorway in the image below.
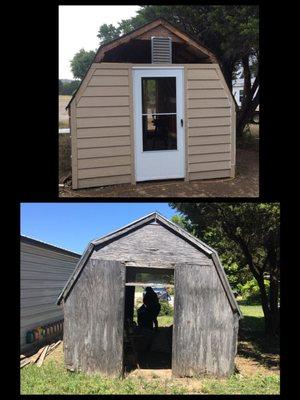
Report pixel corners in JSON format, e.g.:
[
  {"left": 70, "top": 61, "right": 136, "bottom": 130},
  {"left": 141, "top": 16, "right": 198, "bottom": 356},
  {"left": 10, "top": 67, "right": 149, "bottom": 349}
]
[{"left": 123, "top": 266, "right": 175, "bottom": 374}]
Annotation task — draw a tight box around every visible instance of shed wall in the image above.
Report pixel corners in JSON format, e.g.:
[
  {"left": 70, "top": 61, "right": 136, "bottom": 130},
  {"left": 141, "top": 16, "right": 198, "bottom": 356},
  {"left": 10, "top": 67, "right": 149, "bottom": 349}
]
[
  {"left": 63, "top": 260, "right": 125, "bottom": 375},
  {"left": 72, "top": 63, "right": 133, "bottom": 189},
  {"left": 173, "top": 263, "right": 238, "bottom": 377},
  {"left": 92, "top": 222, "right": 213, "bottom": 267},
  {"left": 20, "top": 241, "right": 80, "bottom": 350},
  {"left": 71, "top": 63, "right": 235, "bottom": 188},
  {"left": 185, "top": 64, "right": 235, "bottom": 180}
]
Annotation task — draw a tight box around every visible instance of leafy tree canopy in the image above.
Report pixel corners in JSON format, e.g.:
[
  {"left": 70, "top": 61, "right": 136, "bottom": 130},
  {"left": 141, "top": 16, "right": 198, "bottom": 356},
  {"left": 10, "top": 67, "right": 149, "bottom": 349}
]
[
  {"left": 70, "top": 48, "right": 96, "bottom": 80},
  {"left": 170, "top": 203, "right": 279, "bottom": 337},
  {"left": 97, "top": 5, "right": 259, "bottom": 136}
]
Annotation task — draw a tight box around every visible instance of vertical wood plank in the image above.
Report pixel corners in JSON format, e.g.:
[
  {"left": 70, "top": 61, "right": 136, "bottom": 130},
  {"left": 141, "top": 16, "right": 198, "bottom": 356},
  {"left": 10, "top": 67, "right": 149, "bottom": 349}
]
[
  {"left": 64, "top": 259, "right": 125, "bottom": 376},
  {"left": 172, "top": 263, "right": 238, "bottom": 377}
]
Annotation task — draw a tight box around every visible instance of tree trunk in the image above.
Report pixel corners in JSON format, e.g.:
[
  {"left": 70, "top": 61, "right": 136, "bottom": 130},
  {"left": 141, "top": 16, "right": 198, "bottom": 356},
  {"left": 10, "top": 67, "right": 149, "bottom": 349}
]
[{"left": 236, "top": 56, "right": 259, "bottom": 137}]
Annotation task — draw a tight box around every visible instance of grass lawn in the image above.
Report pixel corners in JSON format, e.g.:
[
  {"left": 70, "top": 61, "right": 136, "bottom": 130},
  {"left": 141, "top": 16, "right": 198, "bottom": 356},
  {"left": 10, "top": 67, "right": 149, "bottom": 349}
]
[{"left": 20, "top": 303, "right": 279, "bottom": 395}]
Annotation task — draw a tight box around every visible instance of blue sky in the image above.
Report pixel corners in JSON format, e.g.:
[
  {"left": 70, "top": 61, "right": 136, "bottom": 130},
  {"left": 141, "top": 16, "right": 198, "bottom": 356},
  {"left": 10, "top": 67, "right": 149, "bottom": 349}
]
[{"left": 20, "top": 203, "right": 177, "bottom": 254}]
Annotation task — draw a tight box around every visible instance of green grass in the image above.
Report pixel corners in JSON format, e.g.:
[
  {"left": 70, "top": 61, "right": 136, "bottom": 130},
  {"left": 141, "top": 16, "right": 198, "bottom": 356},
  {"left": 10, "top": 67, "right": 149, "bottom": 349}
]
[
  {"left": 157, "top": 315, "right": 173, "bottom": 326},
  {"left": 200, "top": 374, "right": 279, "bottom": 395},
  {"left": 21, "top": 361, "right": 187, "bottom": 395},
  {"left": 239, "top": 304, "right": 265, "bottom": 332},
  {"left": 21, "top": 303, "right": 279, "bottom": 395}
]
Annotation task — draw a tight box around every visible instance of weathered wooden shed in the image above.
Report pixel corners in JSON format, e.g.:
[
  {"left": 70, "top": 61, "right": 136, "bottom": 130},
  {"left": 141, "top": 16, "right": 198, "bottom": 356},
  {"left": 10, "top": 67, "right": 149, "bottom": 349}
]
[
  {"left": 57, "top": 212, "right": 242, "bottom": 377},
  {"left": 67, "top": 18, "right": 236, "bottom": 189},
  {"left": 20, "top": 236, "right": 80, "bottom": 352}
]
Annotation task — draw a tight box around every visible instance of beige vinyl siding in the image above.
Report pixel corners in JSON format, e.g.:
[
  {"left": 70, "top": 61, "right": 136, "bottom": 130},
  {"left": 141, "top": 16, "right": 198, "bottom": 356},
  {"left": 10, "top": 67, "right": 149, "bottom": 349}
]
[
  {"left": 186, "top": 64, "right": 235, "bottom": 180},
  {"left": 20, "top": 241, "right": 80, "bottom": 350},
  {"left": 72, "top": 64, "right": 133, "bottom": 189},
  {"left": 71, "top": 62, "right": 235, "bottom": 188}
]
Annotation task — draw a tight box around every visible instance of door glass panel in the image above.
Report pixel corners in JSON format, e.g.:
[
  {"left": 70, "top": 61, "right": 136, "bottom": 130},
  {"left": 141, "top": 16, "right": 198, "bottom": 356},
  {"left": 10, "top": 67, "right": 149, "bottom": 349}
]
[
  {"left": 142, "top": 77, "right": 176, "bottom": 114},
  {"left": 142, "top": 114, "right": 177, "bottom": 151},
  {"left": 142, "top": 77, "right": 177, "bottom": 151}
]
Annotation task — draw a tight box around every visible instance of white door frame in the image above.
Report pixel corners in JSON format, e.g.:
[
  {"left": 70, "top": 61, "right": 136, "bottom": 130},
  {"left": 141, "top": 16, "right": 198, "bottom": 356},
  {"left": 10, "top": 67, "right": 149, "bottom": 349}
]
[{"left": 133, "top": 67, "right": 185, "bottom": 182}]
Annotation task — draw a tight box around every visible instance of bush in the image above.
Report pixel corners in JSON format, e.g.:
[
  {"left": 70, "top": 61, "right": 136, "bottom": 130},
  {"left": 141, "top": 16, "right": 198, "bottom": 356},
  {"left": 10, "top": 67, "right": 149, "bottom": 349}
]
[
  {"left": 159, "top": 301, "right": 173, "bottom": 316},
  {"left": 59, "top": 80, "right": 81, "bottom": 95},
  {"left": 238, "top": 278, "right": 269, "bottom": 304}
]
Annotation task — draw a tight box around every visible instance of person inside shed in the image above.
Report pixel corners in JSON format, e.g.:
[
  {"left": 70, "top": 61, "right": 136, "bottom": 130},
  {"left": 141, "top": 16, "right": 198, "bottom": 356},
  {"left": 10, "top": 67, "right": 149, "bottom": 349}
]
[{"left": 137, "top": 287, "right": 161, "bottom": 331}]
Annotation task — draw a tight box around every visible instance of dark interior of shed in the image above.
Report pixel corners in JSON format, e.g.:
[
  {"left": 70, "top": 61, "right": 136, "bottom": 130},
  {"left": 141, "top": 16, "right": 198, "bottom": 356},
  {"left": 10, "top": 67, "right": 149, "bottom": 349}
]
[
  {"left": 100, "top": 39, "right": 211, "bottom": 64},
  {"left": 123, "top": 266, "right": 174, "bottom": 373}
]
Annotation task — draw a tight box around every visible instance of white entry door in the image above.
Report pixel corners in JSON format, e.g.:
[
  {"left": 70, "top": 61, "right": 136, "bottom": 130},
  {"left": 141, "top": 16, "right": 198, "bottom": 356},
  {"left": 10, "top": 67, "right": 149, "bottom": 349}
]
[{"left": 133, "top": 68, "right": 185, "bottom": 182}]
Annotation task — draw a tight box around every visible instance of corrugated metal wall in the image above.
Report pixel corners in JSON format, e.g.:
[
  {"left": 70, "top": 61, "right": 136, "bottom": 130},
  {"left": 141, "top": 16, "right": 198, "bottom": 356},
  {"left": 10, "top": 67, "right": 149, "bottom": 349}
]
[{"left": 20, "top": 240, "right": 80, "bottom": 350}]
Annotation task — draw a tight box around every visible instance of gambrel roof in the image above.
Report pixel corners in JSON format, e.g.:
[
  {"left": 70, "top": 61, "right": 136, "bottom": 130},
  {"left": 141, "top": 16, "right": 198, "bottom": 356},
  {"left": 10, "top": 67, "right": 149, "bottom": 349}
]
[
  {"left": 57, "top": 212, "right": 242, "bottom": 318},
  {"left": 66, "top": 17, "right": 219, "bottom": 110}
]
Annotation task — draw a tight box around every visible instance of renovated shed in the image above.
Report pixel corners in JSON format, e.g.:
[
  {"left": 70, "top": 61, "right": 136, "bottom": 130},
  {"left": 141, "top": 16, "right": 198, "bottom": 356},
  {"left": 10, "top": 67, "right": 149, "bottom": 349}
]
[
  {"left": 20, "top": 236, "right": 80, "bottom": 351},
  {"left": 67, "top": 18, "right": 236, "bottom": 189},
  {"left": 57, "top": 212, "right": 242, "bottom": 377}
]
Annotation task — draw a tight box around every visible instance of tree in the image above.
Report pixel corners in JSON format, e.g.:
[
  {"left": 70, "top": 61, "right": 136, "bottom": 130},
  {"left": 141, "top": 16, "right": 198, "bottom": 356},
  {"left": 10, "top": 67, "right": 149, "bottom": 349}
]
[
  {"left": 170, "top": 203, "right": 280, "bottom": 337},
  {"left": 70, "top": 48, "right": 96, "bottom": 80},
  {"left": 97, "top": 5, "right": 259, "bottom": 137}
]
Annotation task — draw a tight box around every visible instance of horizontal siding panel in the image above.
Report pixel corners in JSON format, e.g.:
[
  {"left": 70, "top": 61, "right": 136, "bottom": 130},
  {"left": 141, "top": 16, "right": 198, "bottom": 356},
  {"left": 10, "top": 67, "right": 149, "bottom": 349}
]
[
  {"left": 78, "top": 174, "right": 131, "bottom": 188},
  {"left": 187, "top": 80, "right": 223, "bottom": 89},
  {"left": 21, "top": 243, "right": 79, "bottom": 262},
  {"left": 77, "top": 116, "right": 130, "bottom": 129},
  {"left": 21, "top": 254, "right": 78, "bottom": 270},
  {"left": 78, "top": 155, "right": 131, "bottom": 169},
  {"left": 189, "top": 135, "right": 230, "bottom": 146},
  {"left": 21, "top": 296, "right": 60, "bottom": 308},
  {"left": 93, "top": 68, "right": 129, "bottom": 76},
  {"left": 78, "top": 96, "right": 129, "bottom": 107},
  {"left": 21, "top": 270, "right": 71, "bottom": 281},
  {"left": 21, "top": 280, "right": 67, "bottom": 289},
  {"left": 21, "top": 304, "right": 61, "bottom": 318},
  {"left": 77, "top": 136, "right": 130, "bottom": 149},
  {"left": 189, "top": 161, "right": 231, "bottom": 172},
  {"left": 78, "top": 165, "right": 131, "bottom": 179},
  {"left": 187, "top": 69, "right": 219, "bottom": 80},
  {"left": 77, "top": 126, "right": 131, "bottom": 139},
  {"left": 188, "top": 89, "right": 227, "bottom": 99},
  {"left": 188, "top": 98, "right": 230, "bottom": 109},
  {"left": 21, "top": 288, "right": 64, "bottom": 299},
  {"left": 78, "top": 146, "right": 131, "bottom": 159},
  {"left": 21, "top": 310, "right": 63, "bottom": 329},
  {"left": 77, "top": 106, "right": 130, "bottom": 118},
  {"left": 188, "top": 126, "right": 231, "bottom": 137},
  {"left": 188, "top": 117, "right": 231, "bottom": 128},
  {"left": 84, "top": 86, "right": 129, "bottom": 97},
  {"left": 189, "top": 169, "right": 231, "bottom": 181},
  {"left": 88, "top": 76, "right": 129, "bottom": 86},
  {"left": 189, "top": 144, "right": 231, "bottom": 155},
  {"left": 188, "top": 108, "right": 230, "bottom": 118},
  {"left": 189, "top": 153, "right": 231, "bottom": 163}
]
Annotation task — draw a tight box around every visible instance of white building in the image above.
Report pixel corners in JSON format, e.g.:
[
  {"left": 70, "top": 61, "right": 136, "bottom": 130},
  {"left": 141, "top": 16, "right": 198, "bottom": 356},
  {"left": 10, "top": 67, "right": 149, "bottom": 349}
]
[{"left": 20, "top": 236, "right": 80, "bottom": 352}]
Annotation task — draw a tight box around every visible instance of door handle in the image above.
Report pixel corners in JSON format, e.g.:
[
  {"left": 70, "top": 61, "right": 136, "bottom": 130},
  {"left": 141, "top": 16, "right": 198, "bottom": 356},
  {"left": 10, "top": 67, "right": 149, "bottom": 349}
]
[{"left": 180, "top": 118, "right": 183, "bottom": 127}]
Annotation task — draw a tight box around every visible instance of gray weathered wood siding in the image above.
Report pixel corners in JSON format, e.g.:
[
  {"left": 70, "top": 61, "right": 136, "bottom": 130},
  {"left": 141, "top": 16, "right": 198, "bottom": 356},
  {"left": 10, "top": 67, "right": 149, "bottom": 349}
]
[
  {"left": 172, "top": 263, "right": 238, "bottom": 377},
  {"left": 63, "top": 260, "right": 125, "bottom": 375},
  {"left": 72, "top": 63, "right": 133, "bottom": 189},
  {"left": 20, "top": 240, "right": 80, "bottom": 350},
  {"left": 61, "top": 218, "right": 239, "bottom": 377},
  {"left": 71, "top": 63, "right": 235, "bottom": 189},
  {"left": 185, "top": 64, "right": 235, "bottom": 180},
  {"left": 92, "top": 222, "right": 212, "bottom": 267}
]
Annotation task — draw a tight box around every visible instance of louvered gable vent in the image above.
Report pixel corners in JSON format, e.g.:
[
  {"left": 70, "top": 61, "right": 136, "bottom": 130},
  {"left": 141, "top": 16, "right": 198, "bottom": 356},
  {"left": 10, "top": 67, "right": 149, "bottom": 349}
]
[{"left": 151, "top": 37, "right": 172, "bottom": 63}]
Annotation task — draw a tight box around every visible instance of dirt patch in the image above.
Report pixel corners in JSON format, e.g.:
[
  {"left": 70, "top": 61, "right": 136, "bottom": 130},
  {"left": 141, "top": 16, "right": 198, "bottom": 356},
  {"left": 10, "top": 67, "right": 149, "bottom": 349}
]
[
  {"left": 59, "top": 147, "right": 259, "bottom": 198},
  {"left": 43, "top": 342, "right": 64, "bottom": 365},
  {"left": 235, "top": 355, "right": 279, "bottom": 377}
]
